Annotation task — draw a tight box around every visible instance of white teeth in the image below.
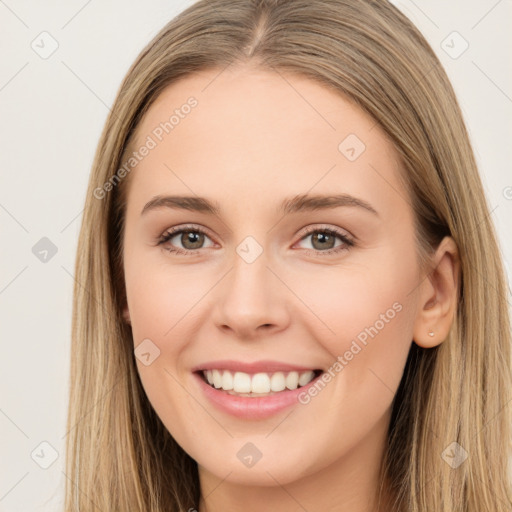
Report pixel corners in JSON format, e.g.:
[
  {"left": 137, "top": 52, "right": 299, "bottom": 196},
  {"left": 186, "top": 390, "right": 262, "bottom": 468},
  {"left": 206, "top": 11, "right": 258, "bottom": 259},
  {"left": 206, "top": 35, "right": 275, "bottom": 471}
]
[
  {"left": 212, "top": 369, "right": 223, "bottom": 388},
  {"left": 221, "top": 370, "right": 234, "bottom": 390},
  {"left": 299, "top": 370, "right": 315, "bottom": 386},
  {"left": 233, "top": 372, "right": 252, "bottom": 393},
  {"left": 202, "top": 369, "right": 317, "bottom": 394},
  {"left": 270, "top": 372, "right": 286, "bottom": 392},
  {"left": 251, "top": 373, "right": 271, "bottom": 393},
  {"left": 285, "top": 371, "right": 299, "bottom": 390}
]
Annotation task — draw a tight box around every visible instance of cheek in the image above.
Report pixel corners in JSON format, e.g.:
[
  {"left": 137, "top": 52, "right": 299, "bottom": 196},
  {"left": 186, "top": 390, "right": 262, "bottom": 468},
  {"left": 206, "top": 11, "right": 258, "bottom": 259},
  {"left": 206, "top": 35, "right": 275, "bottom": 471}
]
[
  {"left": 125, "top": 256, "right": 208, "bottom": 346},
  {"left": 292, "top": 255, "right": 415, "bottom": 342},
  {"left": 290, "top": 247, "right": 417, "bottom": 401},
  {"left": 125, "top": 262, "right": 213, "bottom": 446}
]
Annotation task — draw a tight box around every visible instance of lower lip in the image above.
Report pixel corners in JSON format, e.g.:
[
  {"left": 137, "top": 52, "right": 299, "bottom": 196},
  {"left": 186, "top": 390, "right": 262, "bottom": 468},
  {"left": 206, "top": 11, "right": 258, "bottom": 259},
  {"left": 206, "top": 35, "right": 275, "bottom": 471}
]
[{"left": 193, "top": 371, "right": 322, "bottom": 420}]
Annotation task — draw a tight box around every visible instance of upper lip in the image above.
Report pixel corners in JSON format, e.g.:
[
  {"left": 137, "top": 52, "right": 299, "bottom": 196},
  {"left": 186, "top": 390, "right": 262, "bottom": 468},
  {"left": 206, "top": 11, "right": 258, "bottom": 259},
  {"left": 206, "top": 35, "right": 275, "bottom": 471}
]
[{"left": 192, "top": 360, "right": 320, "bottom": 374}]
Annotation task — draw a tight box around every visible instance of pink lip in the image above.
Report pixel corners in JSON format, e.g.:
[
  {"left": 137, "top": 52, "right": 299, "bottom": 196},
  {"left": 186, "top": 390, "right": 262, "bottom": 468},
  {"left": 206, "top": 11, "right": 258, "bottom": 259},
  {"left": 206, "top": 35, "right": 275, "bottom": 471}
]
[
  {"left": 192, "top": 369, "right": 323, "bottom": 420},
  {"left": 191, "top": 359, "right": 319, "bottom": 374}
]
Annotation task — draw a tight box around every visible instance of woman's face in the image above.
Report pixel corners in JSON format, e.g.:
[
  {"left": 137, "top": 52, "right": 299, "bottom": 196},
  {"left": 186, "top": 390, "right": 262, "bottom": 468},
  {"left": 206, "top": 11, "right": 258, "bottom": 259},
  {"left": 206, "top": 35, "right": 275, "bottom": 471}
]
[{"left": 122, "top": 64, "right": 424, "bottom": 488}]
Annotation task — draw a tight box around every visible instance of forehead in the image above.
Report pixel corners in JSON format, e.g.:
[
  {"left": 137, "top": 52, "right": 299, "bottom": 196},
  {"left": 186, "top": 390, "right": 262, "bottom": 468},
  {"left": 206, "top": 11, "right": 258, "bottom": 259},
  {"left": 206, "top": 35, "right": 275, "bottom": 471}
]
[{"left": 125, "top": 65, "right": 406, "bottom": 218}]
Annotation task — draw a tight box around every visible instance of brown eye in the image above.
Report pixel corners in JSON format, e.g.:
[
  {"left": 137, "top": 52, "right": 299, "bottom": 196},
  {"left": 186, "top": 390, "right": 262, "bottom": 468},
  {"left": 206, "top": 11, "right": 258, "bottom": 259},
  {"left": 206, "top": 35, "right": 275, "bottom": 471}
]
[
  {"left": 295, "top": 226, "right": 354, "bottom": 256},
  {"left": 158, "top": 226, "right": 216, "bottom": 255},
  {"left": 310, "top": 231, "right": 337, "bottom": 250},
  {"left": 180, "top": 230, "right": 205, "bottom": 250}
]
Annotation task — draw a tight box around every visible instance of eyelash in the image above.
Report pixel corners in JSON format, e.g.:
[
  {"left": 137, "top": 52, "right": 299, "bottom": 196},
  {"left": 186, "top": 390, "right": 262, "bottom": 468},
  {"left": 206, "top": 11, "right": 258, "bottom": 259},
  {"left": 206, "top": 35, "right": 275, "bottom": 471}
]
[{"left": 157, "top": 224, "right": 355, "bottom": 257}]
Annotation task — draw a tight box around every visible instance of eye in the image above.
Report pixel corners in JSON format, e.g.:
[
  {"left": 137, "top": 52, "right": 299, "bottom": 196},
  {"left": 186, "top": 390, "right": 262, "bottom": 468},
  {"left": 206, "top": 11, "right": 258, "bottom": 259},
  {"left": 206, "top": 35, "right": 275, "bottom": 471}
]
[
  {"left": 158, "top": 224, "right": 215, "bottom": 255},
  {"left": 157, "top": 224, "right": 355, "bottom": 256},
  {"left": 294, "top": 225, "right": 354, "bottom": 255}
]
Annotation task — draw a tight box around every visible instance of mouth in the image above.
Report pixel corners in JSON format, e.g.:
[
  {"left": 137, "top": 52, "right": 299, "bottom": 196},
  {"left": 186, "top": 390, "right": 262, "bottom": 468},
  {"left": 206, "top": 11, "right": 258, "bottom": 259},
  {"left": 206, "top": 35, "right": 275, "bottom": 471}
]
[{"left": 196, "top": 368, "right": 323, "bottom": 397}]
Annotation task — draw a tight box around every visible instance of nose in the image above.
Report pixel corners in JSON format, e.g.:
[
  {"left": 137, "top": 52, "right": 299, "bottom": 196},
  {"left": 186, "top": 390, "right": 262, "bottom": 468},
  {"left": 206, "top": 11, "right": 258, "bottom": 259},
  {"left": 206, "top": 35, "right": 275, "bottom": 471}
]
[{"left": 211, "top": 248, "right": 290, "bottom": 340}]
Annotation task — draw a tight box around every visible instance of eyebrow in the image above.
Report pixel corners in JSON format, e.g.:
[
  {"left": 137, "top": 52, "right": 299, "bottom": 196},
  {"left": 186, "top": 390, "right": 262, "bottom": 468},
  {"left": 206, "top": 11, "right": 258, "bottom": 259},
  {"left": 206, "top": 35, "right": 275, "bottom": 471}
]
[{"left": 141, "top": 193, "right": 379, "bottom": 217}]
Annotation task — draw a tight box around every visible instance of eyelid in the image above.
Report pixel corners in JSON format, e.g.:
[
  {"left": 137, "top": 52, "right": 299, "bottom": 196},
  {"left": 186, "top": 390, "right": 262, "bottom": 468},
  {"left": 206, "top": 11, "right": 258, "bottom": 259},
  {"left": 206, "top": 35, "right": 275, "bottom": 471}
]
[
  {"left": 157, "top": 224, "right": 217, "bottom": 252},
  {"left": 295, "top": 223, "right": 354, "bottom": 243},
  {"left": 158, "top": 223, "right": 215, "bottom": 241}
]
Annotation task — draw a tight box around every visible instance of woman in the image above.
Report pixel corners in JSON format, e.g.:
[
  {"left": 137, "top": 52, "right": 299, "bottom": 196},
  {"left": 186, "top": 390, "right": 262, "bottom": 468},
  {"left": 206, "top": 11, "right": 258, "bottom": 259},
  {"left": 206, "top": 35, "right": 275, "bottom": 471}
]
[{"left": 64, "top": 0, "right": 512, "bottom": 510}]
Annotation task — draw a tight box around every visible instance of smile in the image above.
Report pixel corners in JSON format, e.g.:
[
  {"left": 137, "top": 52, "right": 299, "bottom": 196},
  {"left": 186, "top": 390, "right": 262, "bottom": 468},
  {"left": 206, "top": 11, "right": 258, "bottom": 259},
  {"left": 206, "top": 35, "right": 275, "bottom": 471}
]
[{"left": 201, "top": 369, "right": 322, "bottom": 396}]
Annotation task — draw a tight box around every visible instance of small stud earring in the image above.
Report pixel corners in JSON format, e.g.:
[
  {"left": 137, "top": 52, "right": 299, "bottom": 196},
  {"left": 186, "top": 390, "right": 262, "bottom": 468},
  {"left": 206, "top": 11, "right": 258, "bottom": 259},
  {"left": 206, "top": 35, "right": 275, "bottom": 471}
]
[{"left": 428, "top": 330, "right": 435, "bottom": 337}]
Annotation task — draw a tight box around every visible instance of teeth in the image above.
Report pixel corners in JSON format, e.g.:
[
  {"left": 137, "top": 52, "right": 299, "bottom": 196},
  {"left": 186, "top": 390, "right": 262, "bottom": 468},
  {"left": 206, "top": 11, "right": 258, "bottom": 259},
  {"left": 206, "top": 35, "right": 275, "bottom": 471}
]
[
  {"left": 251, "top": 373, "right": 270, "bottom": 393},
  {"left": 203, "top": 369, "right": 317, "bottom": 394},
  {"left": 299, "top": 371, "right": 315, "bottom": 386},
  {"left": 212, "top": 369, "right": 223, "bottom": 389},
  {"left": 270, "top": 372, "right": 286, "bottom": 392},
  {"left": 233, "top": 372, "right": 252, "bottom": 393},
  {"left": 285, "top": 371, "right": 299, "bottom": 390},
  {"left": 221, "top": 370, "right": 234, "bottom": 390}
]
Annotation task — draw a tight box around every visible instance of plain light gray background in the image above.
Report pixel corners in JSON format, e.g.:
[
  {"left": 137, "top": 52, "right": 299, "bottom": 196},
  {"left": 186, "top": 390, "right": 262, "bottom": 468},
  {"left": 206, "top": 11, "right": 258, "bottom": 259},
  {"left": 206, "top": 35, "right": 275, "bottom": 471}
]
[{"left": 1, "top": 1, "right": 511, "bottom": 510}]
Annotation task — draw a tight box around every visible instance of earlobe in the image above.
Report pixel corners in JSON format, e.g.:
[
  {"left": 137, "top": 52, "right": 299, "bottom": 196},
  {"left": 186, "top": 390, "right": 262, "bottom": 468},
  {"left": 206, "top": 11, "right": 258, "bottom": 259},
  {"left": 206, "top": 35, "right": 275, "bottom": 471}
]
[
  {"left": 413, "top": 236, "right": 460, "bottom": 348},
  {"left": 122, "top": 305, "right": 131, "bottom": 325}
]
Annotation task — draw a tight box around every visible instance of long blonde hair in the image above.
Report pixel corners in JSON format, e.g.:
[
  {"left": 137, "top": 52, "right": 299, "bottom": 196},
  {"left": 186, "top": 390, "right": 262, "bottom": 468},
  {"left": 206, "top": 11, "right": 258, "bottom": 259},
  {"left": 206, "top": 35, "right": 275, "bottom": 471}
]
[{"left": 65, "top": 0, "right": 512, "bottom": 510}]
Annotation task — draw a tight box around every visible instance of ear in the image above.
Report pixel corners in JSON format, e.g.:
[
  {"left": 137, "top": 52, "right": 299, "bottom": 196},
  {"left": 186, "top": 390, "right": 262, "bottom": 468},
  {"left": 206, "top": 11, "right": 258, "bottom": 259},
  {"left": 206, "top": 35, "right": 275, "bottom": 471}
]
[
  {"left": 122, "top": 304, "right": 131, "bottom": 325},
  {"left": 413, "top": 236, "right": 460, "bottom": 348}
]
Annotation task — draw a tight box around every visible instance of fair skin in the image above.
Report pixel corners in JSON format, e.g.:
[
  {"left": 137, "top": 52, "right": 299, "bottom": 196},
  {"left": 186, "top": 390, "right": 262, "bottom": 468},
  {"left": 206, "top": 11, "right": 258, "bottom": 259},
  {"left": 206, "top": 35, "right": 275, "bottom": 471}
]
[{"left": 121, "top": 63, "right": 459, "bottom": 512}]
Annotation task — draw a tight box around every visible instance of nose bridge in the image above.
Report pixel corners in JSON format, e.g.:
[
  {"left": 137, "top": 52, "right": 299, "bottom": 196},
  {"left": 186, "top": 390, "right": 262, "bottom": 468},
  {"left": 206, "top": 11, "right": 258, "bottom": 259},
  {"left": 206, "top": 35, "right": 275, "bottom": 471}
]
[{"left": 212, "top": 236, "right": 289, "bottom": 336}]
